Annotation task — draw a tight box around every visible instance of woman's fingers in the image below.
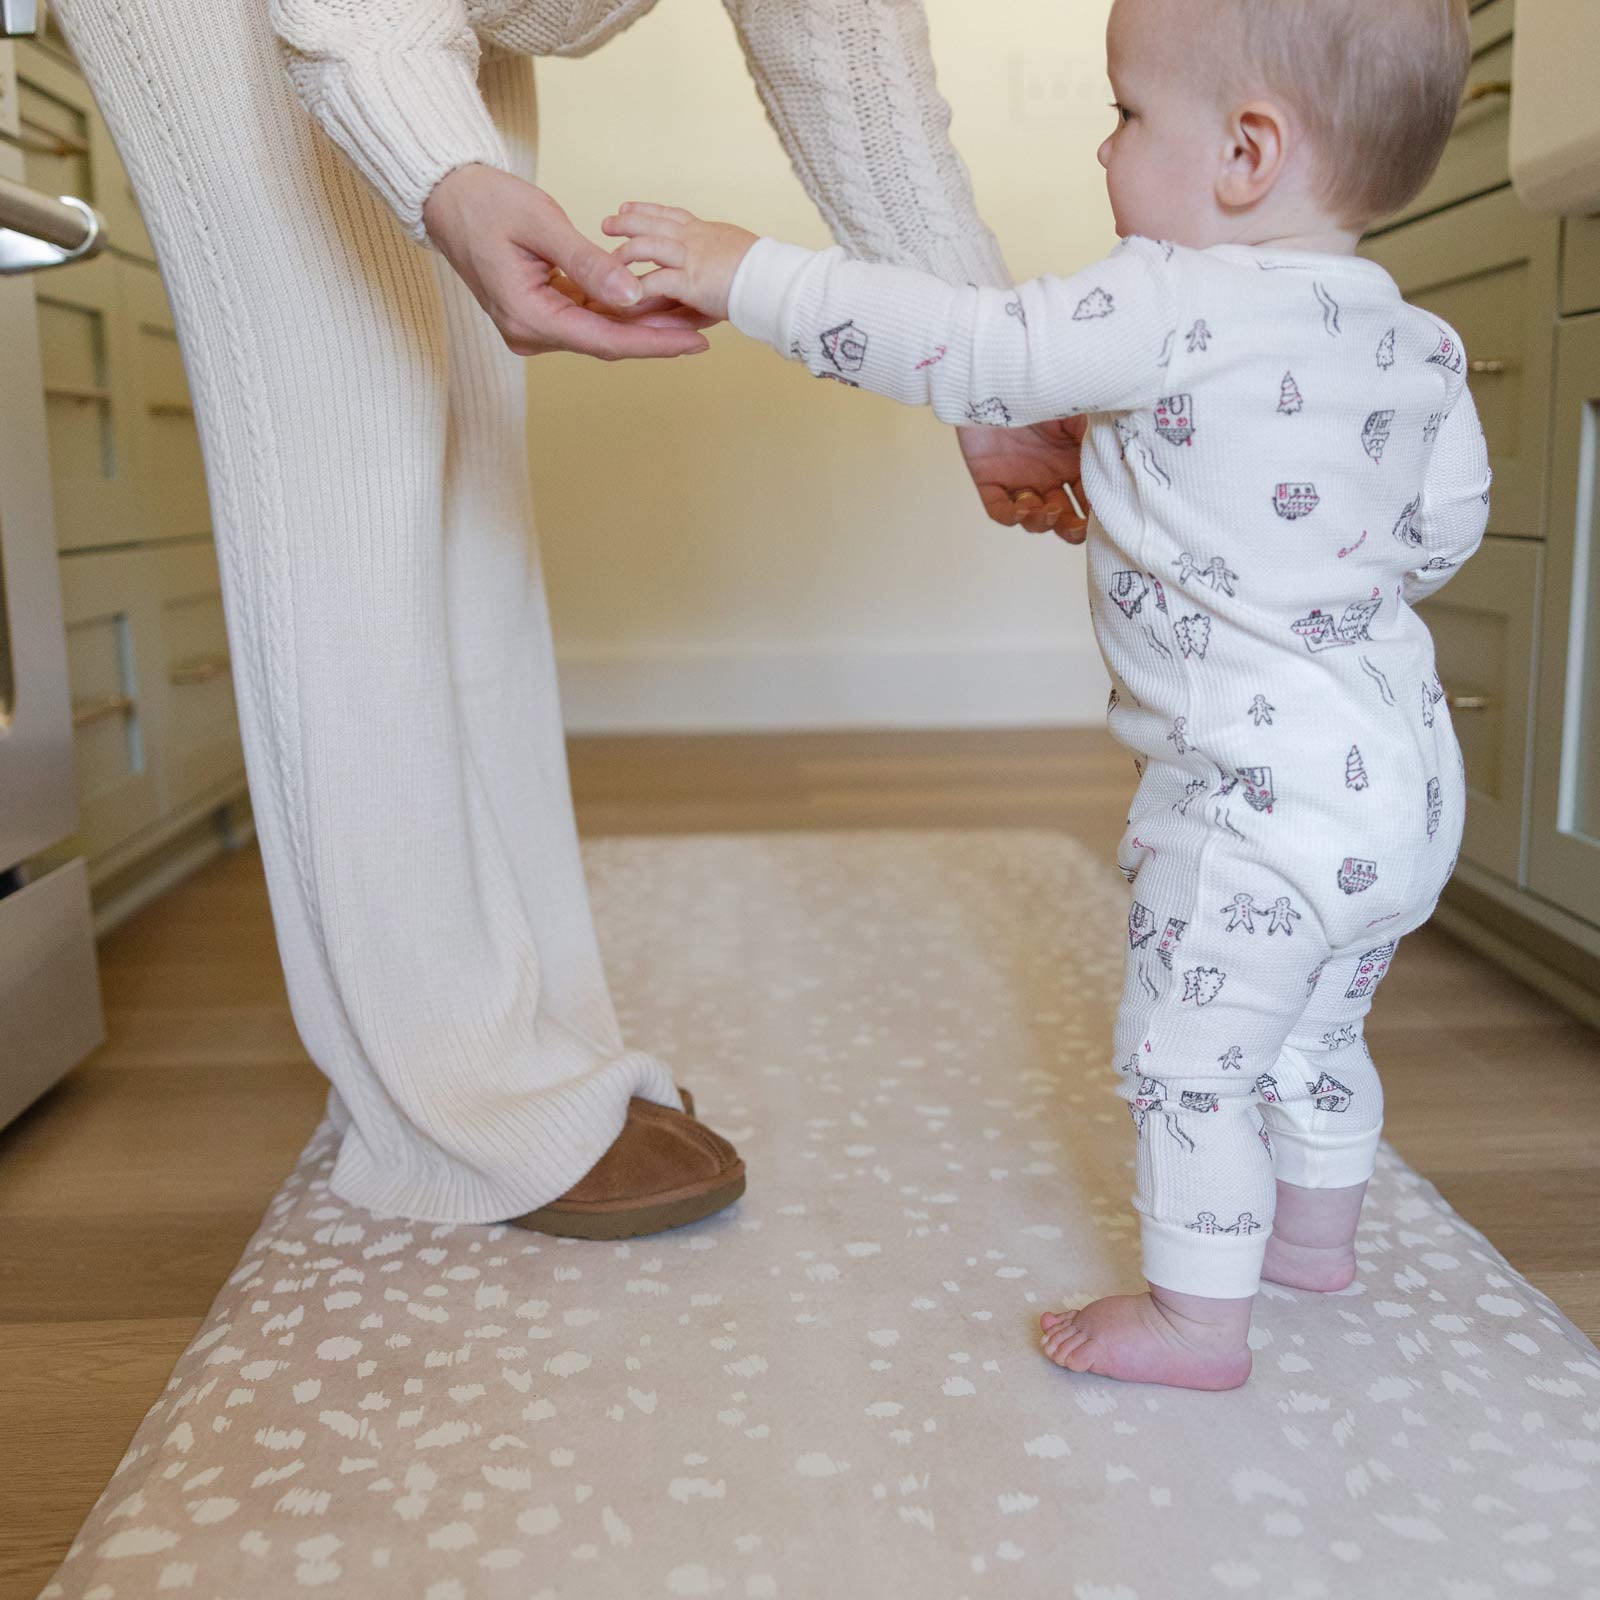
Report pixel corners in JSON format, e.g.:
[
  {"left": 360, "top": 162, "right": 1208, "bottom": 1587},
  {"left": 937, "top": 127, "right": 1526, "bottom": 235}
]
[
  {"left": 512, "top": 186, "right": 643, "bottom": 307},
  {"left": 975, "top": 482, "right": 1023, "bottom": 528},
  {"left": 509, "top": 295, "right": 708, "bottom": 360}
]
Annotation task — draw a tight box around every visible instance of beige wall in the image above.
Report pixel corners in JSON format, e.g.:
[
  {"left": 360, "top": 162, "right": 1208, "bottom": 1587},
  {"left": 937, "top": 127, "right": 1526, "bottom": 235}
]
[{"left": 527, "top": 0, "right": 1118, "bottom": 730}]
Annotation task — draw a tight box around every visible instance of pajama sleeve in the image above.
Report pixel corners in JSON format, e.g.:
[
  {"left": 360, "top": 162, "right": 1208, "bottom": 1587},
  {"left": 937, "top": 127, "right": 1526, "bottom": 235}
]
[
  {"left": 720, "top": 0, "right": 1010, "bottom": 287},
  {"left": 728, "top": 234, "right": 1181, "bottom": 427},
  {"left": 270, "top": 0, "right": 512, "bottom": 244},
  {"left": 1402, "top": 382, "right": 1492, "bottom": 605}
]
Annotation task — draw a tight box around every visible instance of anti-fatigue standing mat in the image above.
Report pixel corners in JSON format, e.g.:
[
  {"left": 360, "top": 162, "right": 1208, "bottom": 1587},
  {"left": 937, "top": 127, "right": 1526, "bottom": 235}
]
[{"left": 42, "top": 833, "right": 1600, "bottom": 1600}]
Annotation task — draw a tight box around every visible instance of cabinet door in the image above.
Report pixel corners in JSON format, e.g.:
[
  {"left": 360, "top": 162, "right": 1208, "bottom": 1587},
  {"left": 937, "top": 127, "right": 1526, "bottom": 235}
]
[
  {"left": 55, "top": 547, "right": 166, "bottom": 863},
  {"left": 1563, "top": 213, "right": 1600, "bottom": 318},
  {"left": 1417, "top": 536, "right": 1540, "bottom": 883},
  {"left": 122, "top": 262, "right": 210, "bottom": 542},
  {"left": 1363, "top": 188, "right": 1559, "bottom": 538},
  {"left": 151, "top": 541, "right": 243, "bottom": 811},
  {"left": 15, "top": 44, "right": 143, "bottom": 551},
  {"left": 1385, "top": 0, "right": 1513, "bottom": 228},
  {"left": 14, "top": 38, "right": 155, "bottom": 262},
  {"left": 0, "top": 41, "right": 19, "bottom": 139},
  {"left": 1527, "top": 312, "right": 1600, "bottom": 925}
]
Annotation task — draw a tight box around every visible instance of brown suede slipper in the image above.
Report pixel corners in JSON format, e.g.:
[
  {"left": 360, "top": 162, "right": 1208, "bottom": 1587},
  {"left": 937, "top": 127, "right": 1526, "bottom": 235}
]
[{"left": 511, "top": 1097, "right": 745, "bottom": 1241}]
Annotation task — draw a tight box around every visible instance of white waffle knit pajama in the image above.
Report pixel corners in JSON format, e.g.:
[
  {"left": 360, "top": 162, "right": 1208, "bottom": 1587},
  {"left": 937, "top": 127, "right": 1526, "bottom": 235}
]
[{"left": 732, "top": 234, "right": 1492, "bottom": 1297}]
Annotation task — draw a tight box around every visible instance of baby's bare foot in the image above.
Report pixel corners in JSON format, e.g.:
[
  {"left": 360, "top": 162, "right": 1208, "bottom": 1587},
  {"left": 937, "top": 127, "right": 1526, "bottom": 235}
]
[
  {"left": 1259, "top": 1178, "right": 1367, "bottom": 1293},
  {"left": 1039, "top": 1289, "right": 1252, "bottom": 1391}
]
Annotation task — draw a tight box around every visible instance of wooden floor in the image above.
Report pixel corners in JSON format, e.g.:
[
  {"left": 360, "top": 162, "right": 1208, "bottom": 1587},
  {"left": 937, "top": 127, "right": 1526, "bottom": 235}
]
[{"left": 2, "top": 727, "right": 1597, "bottom": 1599}]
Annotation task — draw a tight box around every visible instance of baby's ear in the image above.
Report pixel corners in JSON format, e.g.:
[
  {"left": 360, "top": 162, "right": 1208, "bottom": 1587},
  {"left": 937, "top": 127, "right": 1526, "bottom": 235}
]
[{"left": 1216, "top": 100, "right": 1290, "bottom": 210}]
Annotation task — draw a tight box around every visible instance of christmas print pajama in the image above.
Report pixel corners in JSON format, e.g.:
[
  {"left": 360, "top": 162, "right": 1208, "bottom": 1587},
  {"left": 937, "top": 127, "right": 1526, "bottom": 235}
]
[{"left": 729, "top": 231, "right": 1492, "bottom": 1298}]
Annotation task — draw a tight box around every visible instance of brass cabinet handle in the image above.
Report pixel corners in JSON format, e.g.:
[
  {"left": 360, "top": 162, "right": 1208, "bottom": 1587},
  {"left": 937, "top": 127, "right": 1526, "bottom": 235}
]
[
  {"left": 72, "top": 692, "right": 135, "bottom": 728},
  {"left": 1467, "top": 359, "right": 1508, "bottom": 376},
  {"left": 1463, "top": 80, "right": 1512, "bottom": 107},
  {"left": 1445, "top": 692, "right": 1492, "bottom": 713},
  {"left": 169, "top": 652, "right": 231, "bottom": 687},
  {"left": 15, "top": 130, "right": 91, "bottom": 160}
]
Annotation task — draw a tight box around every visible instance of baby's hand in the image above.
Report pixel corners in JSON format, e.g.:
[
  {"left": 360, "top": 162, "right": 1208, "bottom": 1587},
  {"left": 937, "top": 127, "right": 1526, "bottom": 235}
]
[{"left": 601, "top": 203, "right": 759, "bottom": 324}]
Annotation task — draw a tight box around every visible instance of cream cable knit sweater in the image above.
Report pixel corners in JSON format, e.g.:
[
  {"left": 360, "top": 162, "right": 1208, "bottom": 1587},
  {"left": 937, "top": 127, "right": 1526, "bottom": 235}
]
[{"left": 269, "top": 0, "right": 1011, "bottom": 286}]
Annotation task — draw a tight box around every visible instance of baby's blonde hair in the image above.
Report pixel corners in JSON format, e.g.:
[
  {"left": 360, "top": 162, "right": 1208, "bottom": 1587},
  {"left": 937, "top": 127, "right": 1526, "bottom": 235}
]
[{"left": 1214, "top": 0, "right": 1471, "bottom": 225}]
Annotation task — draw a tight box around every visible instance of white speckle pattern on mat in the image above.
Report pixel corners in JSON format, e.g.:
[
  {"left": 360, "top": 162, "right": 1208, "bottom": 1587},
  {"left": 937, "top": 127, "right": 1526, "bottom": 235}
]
[{"left": 41, "top": 833, "right": 1600, "bottom": 1599}]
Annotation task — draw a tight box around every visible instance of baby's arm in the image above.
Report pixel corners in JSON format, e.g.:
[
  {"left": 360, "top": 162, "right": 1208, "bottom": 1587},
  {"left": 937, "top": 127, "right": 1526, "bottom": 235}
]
[
  {"left": 603, "top": 205, "right": 1179, "bottom": 427},
  {"left": 1403, "top": 385, "right": 1492, "bottom": 605}
]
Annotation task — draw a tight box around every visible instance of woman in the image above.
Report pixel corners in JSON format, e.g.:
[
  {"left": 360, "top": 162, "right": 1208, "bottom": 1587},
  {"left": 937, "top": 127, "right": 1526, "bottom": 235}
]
[{"left": 52, "top": 0, "right": 1088, "bottom": 1233}]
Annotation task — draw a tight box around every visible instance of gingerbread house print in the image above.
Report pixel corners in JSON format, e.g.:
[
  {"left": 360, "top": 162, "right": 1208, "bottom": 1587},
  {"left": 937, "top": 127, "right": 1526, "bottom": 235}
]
[
  {"left": 1154, "top": 393, "right": 1195, "bottom": 446},
  {"left": 1336, "top": 856, "right": 1379, "bottom": 895},
  {"left": 1273, "top": 481, "right": 1320, "bottom": 520}
]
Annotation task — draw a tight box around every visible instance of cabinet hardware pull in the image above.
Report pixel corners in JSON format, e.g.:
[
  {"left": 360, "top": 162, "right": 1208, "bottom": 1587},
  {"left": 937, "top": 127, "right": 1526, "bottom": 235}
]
[
  {"left": 1462, "top": 80, "right": 1512, "bottom": 107},
  {"left": 1467, "top": 359, "right": 1508, "bottom": 376},
  {"left": 0, "top": 173, "right": 105, "bottom": 274},
  {"left": 147, "top": 401, "right": 195, "bottom": 420},
  {"left": 1445, "top": 692, "right": 1492, "bottom": 712},
  {"left": 44, "top": 383, "right": 111, "bottom": 405},
  {"left": 169, "top": 653, "right": 231, "bottom": 687},
  {"left": 71, "top": 692, "right": 135, "bottom": 728}
]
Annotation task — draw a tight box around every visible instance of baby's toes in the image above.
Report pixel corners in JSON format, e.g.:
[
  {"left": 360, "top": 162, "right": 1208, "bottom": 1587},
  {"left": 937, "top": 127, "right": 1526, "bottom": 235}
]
[
  {"left": 1040, "top": 1310, "right": 1070, "bottom": 1332},
  {"left": 1041, "top": 1323, "right": 1087, "bottom": 1368},
  {"left": 1062, "top": 1332, "right": 1102, "bottom": 1374}
]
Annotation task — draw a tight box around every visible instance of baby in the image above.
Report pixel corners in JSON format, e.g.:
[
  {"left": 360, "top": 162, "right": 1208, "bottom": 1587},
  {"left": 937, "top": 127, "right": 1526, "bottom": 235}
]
[{"left": 604, "top": 0, "right": 1487, "bottom": 1390}]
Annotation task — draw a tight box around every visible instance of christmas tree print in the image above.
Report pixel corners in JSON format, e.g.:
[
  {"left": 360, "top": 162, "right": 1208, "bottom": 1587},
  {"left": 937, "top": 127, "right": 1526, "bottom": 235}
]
[
  {"left": 1345, "top": 745, "right": 1370, "bottom": 791},
  {"left": 1278, "top": 372, "right": 1304, "bottom": 415},
  {"left": 1377, "top": 327, "right": 1396, "bottom": 370}
]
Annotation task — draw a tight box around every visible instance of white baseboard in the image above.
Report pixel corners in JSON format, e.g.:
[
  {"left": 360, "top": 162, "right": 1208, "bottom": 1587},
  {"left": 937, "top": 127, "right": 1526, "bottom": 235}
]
[{"left": 556, "top": 645, "right": 1111, "bottom": 733}]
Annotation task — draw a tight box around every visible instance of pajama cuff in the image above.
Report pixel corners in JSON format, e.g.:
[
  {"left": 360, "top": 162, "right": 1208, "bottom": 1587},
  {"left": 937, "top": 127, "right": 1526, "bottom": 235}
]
[
  {"left": 1264, "top": 1123, "right": 1382, "bottom": 1191},
  {"left": 729, "top": 237, "right": 831, "bottom": 355},
  {"left": 1140, "top": 1213, "right": 1269, "bottom": 1300}
]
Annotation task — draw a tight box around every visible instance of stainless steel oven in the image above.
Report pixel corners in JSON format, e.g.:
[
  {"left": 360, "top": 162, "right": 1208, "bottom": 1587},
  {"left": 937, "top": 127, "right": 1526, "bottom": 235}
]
[{"left": 1, "top": 21, "right": 106, "bottom": 1127}]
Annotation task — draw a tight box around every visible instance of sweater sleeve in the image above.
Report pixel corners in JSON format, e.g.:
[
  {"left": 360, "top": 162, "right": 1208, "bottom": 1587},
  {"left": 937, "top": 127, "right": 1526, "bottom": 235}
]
[
  {"left": 270, "top": 0, "right": 512, "bottom": 244},
  {"left": 729, "top": 234, "right": 1180, "bottom": 427},
  {"left": 721, "top": 0, "right": 1011, "bottom": 287},
  {"left": 1402, "top": 381, "right": 1492, "bottom": 605}
]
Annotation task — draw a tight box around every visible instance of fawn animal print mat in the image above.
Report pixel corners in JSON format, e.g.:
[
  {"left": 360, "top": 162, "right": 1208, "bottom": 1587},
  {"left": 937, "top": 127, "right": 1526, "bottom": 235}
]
[{"left": 43, "top": 833, "right": 1600, "bottom": 1600}]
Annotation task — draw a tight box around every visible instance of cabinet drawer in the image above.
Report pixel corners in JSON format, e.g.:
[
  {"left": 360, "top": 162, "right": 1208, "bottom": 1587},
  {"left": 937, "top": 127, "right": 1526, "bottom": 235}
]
[
  {"left": 151, "top": 542, "right": 242, "bottom": 810},
  {"left": 1362, "top": 188, "right": 1558, "bottom": 536},
  {"left": 0, "top": 859, "right": 104, "bottom": 1130},
  {"left": 1417, "top": 535, "right": 1539, "bottom": 884},
  {"left": 1528, "top": 311, "right": 1600, "bottom": 926},
  {"left": 1562, "top": 212, "right": 1600, "bottom": 318},
  {"left": 1385, "top": 0, "right": 1514, "bottom": 228},
  {"left": 122, "top": 262, "right": 210, "bottom": 540},
  {"left": 56, "top": 547, "right": 165, "bottom": 862}
]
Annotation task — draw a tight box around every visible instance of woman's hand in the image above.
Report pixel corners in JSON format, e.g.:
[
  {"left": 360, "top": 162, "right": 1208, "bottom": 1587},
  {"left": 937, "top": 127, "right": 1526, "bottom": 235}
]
[
  {"left": 601, "top": 203, "right": 760, "bottom": 323},
  {"left": 957, "top": 416, "right": 1091, "bottom": 543},
  {"left": 422, "top": 165, "right": 714, "bottom": 360}
]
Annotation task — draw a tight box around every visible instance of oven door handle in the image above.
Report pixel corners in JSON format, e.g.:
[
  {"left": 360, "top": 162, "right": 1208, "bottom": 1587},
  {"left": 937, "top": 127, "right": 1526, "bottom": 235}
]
[{"left": 0, "top": 175, "right": 106, "bottom": 275}]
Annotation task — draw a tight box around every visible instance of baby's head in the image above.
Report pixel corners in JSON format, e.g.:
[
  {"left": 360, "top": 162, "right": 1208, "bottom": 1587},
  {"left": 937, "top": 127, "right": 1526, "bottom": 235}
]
[{"left": 1099, "top": 0, "right": 1470, "bottom": 250}]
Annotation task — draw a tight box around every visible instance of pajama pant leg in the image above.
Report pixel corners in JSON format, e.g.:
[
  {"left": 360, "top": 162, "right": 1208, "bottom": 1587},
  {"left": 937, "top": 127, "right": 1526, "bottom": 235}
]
[
  {"left": 55, "top": 0, "right": 679, "bottom": 1223},
  {"left": 1257, "top": 941, "right": 1394, "bottom": 1191},
  {"left": 1115, "top": 840, "right": 1339, "bottom": 1299}
]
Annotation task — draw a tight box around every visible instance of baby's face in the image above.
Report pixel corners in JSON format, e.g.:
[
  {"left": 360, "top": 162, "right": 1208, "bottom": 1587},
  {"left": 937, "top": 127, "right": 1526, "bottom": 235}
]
[{"left": 1098, "top": 0, "right": 1235, "bottom": 248}]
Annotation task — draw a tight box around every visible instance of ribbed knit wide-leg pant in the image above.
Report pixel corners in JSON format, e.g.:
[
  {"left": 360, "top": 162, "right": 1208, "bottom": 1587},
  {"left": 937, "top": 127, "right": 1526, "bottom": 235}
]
[{"left": 56, "top": 0, "right": 680, "bottom": 1222}]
